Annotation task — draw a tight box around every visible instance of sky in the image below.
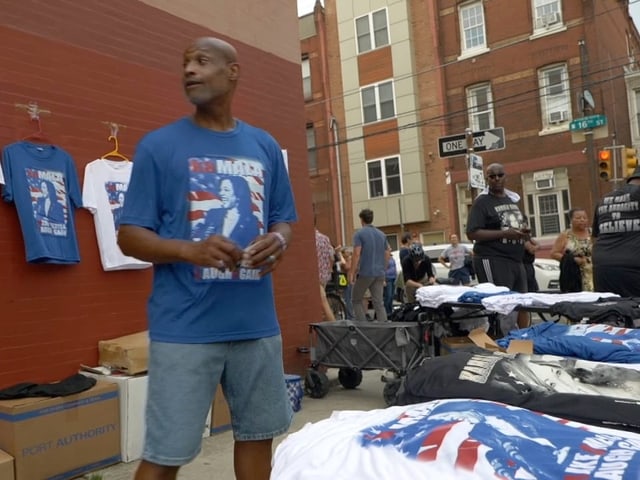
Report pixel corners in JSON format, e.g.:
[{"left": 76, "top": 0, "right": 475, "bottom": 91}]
[
  {"left": 297, "top": 0, "right": 321, "bottom": 16},
  {"left": 631, "top": 1, "right": 640, "bottom": 31}
]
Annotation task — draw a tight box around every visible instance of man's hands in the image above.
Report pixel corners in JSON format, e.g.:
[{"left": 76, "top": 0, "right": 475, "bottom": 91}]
[
  {"left": 502, "top": 228, "right": 529, "bottom": 241},
  {"left": 242, "top": 232, "right": 286, "bottom": 276},
  {"left": 183, "top": 235, "right": 244, "bottom": 270},
  {"left": 185, "top": 232, "right": 285, "bottom": 276}
]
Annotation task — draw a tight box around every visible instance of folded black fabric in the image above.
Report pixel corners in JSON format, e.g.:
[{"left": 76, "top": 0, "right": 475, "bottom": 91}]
[
  {"left": 0, "top": 373, "right": 96, "bottom": 399},
  {"left": 397, "top": 351, "right": 640, "bottom": 433}
]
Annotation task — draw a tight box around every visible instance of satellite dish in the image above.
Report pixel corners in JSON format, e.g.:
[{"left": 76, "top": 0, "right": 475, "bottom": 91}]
[{"left": 583, "top": 90, "right": 595, "bottom": 110}]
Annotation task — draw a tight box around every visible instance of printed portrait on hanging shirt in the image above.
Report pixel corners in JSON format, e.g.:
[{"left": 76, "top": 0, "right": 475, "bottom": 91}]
[
  {"left": 27, "top": 168, "right": 68, "bottom": 236},
  {"left": 189, "top": 156, "right": 263, "bottom": 282},
  {"left": 104, "top": 182, "right": 127, "bottom": 231}
]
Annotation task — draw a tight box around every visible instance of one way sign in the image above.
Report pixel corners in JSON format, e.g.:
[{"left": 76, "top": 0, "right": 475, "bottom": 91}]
[{"left": 438, "top": 127, "right": 506, "bottom": 158}]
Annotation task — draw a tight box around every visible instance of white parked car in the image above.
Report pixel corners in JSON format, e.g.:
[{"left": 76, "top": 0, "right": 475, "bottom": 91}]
[{"left": 391, "top": 243, "right": 559, "bottom": 292}]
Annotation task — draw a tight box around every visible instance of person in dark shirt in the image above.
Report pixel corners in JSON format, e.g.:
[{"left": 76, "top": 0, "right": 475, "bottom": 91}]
[
  {"left": 401, "top": 243, "right": 435, "bottom": 303},
  {"left": 592, "top": 166, "right": 640, "bottom": 296},
  {"left": 466, "top": 163, "right": 530, "bottom": 331}
]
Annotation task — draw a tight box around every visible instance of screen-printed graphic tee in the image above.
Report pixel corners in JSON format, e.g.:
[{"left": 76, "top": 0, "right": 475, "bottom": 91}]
[
  {"left": 1, "top": 142, "right": 81, "bottom": 264},
  {"left": 82, "top": 159, "right": 151, "bottom": 271}
]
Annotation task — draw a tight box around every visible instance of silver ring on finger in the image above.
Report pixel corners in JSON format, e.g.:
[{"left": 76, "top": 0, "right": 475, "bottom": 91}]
[{"left": 268, "top": 254, "right": 277, "bottom": 264}]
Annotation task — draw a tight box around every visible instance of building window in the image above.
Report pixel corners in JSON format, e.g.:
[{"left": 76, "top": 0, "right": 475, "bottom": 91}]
[
  {"left": 367, "top": 156, "right": 402, "bottom": 198},
  {"left": 539, "top": 63, "right": 571, "bottom": 128},
  {"left": 306, "top": 124, "right": 317, "bottom": 171},
  {"left": 301, "top": 57, "right": 311, "bottom": 101},
  {"left": 532, "top": 0, "right": 562, "bottom": 30},
  {"left": 467, "top": 83, "right": 494, "bottom": 130},
  {"left": 355, "top": 8, "right": 389, "bottom": 54},
  {"left": 526, "top": 190, "right": 569, "bottom": 237},
  {"left": 459, "top": 1, "right": 486, "bottom": 54},
  {"left": 361, "top": 80, "right": 395, "bottom": 124},
  {"left": 386, "top": 234, "right": 398, "bottom": 251}
]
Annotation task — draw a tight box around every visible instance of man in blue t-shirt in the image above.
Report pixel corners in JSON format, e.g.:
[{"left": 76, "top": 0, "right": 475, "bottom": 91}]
[
  {"left": 118, "top": 37, "right": 297, "bottom": 480},
  {"left": 349, "top": 208, "right": 391, "bottom": 322}
]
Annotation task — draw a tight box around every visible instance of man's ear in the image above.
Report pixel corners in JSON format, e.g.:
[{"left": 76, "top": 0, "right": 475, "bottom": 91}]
[{"left": 228, "top": 63, "right": 240, "bottom": 81}]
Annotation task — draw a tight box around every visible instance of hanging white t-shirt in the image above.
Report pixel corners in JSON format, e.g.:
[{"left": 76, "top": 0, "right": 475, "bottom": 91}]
[
  {"left": 0, "top": 161, "right": 5, "bottom": 184},
  {"left": 82, "top": 159, "right": 151, "bottom": 271}
]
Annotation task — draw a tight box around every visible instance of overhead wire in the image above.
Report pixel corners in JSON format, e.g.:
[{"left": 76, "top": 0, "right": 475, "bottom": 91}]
[{"left": 305, "top": 0, "right": 640, "bottom": 152}]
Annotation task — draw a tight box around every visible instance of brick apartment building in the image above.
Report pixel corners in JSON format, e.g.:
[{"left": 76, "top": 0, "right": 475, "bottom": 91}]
[{"left": 301, "top": 0, "right": 640, "bottom": 251}]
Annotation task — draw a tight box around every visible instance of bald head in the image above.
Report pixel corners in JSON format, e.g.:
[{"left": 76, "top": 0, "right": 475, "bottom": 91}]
[
  {"left": 486, "top": 163, "right": 504, "bottom": 174},
  {"left": 183, "top": 37, "right": 240, "bottom": 110},
  {"left": 485, "top": 163, "right": 506, "bottom": 195},
  {"left": 188, "top": 37, "right": 238, "bottom": 63}
]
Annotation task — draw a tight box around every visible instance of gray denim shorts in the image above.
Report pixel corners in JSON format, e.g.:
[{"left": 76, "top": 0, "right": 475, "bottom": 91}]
[{"left": 142, "top": 335, "right": 293, "bottom": 466}]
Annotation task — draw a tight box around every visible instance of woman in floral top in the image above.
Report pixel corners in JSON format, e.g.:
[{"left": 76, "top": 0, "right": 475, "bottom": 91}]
[{"left": 550, "top": 207, "right": 593, "bottom": 291}]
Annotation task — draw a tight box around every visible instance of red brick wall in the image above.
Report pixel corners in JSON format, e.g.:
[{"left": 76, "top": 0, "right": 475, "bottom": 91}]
[{"left": 0, "top": 1, "right": 317, "bottom": 387}]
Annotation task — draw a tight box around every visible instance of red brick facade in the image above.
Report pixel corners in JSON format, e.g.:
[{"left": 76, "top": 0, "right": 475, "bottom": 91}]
[{"left": 0, "top": 0, "right": 317, "bottom": 387}]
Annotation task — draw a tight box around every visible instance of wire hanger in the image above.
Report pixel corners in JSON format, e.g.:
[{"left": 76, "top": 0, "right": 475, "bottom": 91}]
[
  {"left": 17, "top": 102, "right": 52, "bottom": 144},
  {"left": 101, "top": 122, "right": 129, "bottom": 161}
]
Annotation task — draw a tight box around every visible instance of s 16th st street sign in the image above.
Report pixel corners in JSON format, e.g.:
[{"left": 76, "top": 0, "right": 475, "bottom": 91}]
[{"left": 438, "top": 127, "right": 506, "bottom": 158}]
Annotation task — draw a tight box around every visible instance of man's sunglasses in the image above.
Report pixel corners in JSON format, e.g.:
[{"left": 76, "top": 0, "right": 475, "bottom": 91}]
[{"left": 487, "top": 173, "right": 505, "bottom": 179}]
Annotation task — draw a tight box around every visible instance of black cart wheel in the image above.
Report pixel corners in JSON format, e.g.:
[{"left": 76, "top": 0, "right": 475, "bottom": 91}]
[
  {"left": 383, "top": 379, "right": 401, "bottom": 406},
  {"left": 338, "top": 367, "right": 363, "bottom": 389},
  {"left": 305, "top": 369, "right": 330, "bottom": 398}
]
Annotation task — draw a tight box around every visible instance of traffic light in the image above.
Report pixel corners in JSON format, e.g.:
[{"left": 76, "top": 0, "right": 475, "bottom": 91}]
[
  {"left": 598, "top": 149, "right": 612, "bottom": 181},
  {"left": 625, "top": 147, "right": 638, "bottom": 177}
]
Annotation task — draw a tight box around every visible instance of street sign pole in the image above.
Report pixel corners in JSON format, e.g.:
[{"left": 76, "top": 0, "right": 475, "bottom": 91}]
[{"left": 465, "top": 128, "right": 477, "bottom": 196}]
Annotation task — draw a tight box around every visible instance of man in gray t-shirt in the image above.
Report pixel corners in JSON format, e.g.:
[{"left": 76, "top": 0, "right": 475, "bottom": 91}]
[
  {"left": 349, "top": 208, "right": 390, "bottom": 322},
  {"left": 438, "top": 234, "right": 472, "bottom": 285}
]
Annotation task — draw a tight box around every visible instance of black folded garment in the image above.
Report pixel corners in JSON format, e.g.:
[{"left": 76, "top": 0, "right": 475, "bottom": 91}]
[
  {"left": 0, "top": 373, "right": 96, "bottom": 399},
  {"left": 396, "top": 351, "right": 640, "bottom": 433}
]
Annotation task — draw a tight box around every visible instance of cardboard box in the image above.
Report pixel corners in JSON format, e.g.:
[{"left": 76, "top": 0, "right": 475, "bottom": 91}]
[
  {"left": 0, "top": 449, "right": 14, "bottom": 480},
  {"left": 468, "top": 328, "right": 533, "bottom": 354},
  {"left": 0, "top": 381, "right": 120, "bottom": 480},
  {"left": 99, "top": 331, "right": 149, "bottom": 375},
  {"left": 211, "top": 384, "right": 231, "bottom": 434},
  {"left": 81, "top": 371, "right": 211, "bottom": 462},
  {"left": 439, "top": 336, "right": 476, "bottom": 355}
]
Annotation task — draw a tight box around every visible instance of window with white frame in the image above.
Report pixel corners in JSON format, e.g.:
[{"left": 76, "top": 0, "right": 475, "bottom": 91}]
[
  {"left": 306, "top": 124, "right": 317, "bottom": 171},
  {"left": 301, "top": 56, "right": 311, "bottom": 101},
  {"left": 467, "top": 83, "right": 494, "bottom": 131},
  {"left": 539, "top": 64, "right": 571, "bottom": 128},
  {"left": 532, "top": 0, "right": 562, "bottom": 30},
  {"left": 526, "top": 189, "right": 569, "bottom": 237},
  {"left": 367, "top": 156, "right": 402, "bottom": 198},
  {"left": 459, "top": 1, "right": 486, "bottom": 54},
  {"left": 355, "top": 8, "right": 389, "bottom": 54},
  {"left": 361, "top": 80, "right": 395, "bottom": 124}
]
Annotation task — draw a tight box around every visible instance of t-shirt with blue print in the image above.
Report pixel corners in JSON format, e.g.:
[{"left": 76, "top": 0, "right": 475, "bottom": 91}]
[
  {"left": 1, "top": 142, "right": 82, "bottom": 264},
  {"left": 120, "top": 117, "right": 297, "bottom": 343}
]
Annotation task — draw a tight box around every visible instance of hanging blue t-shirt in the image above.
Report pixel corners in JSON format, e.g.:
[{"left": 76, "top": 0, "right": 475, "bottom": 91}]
[
  {"left": 1, "top": 142, "right": 82, "bottom": 264},
  {"left": 120, "top": 117, "right": 297, "bottom": 343}
]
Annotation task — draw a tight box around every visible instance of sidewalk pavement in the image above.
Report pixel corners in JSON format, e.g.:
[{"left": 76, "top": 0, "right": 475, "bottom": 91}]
[{"left": 91, "top": 369, "right": 388, "bottom": 479}]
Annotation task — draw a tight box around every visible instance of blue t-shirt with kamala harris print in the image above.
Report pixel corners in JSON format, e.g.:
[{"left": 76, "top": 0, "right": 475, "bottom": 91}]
[
  {"left": 1, "top": 141, "right": 82, "bottom": 264},
  {"left": 120, "top": 117, "right": 297, "bottom": 344}
]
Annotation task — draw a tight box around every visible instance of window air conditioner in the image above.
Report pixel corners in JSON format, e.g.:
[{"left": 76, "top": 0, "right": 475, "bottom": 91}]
[
  {"left": 535, "top": 177, "right": 555, "bottom": 190},
  {"left": 548, "top": 110, "right": 568, "bottom": 124},
  {"left": 536, "top": 12, "right": 560, "bottom": 29}
]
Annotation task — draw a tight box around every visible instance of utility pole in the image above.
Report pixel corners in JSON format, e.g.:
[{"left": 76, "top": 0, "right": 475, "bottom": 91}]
[{"left": 579, "top": 39, "right": 600, "bottom": 208}]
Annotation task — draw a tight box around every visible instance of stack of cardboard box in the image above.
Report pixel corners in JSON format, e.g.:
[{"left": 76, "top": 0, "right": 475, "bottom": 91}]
[{"left": 0, "top": 381, "right": 120, "bottom": 480}]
